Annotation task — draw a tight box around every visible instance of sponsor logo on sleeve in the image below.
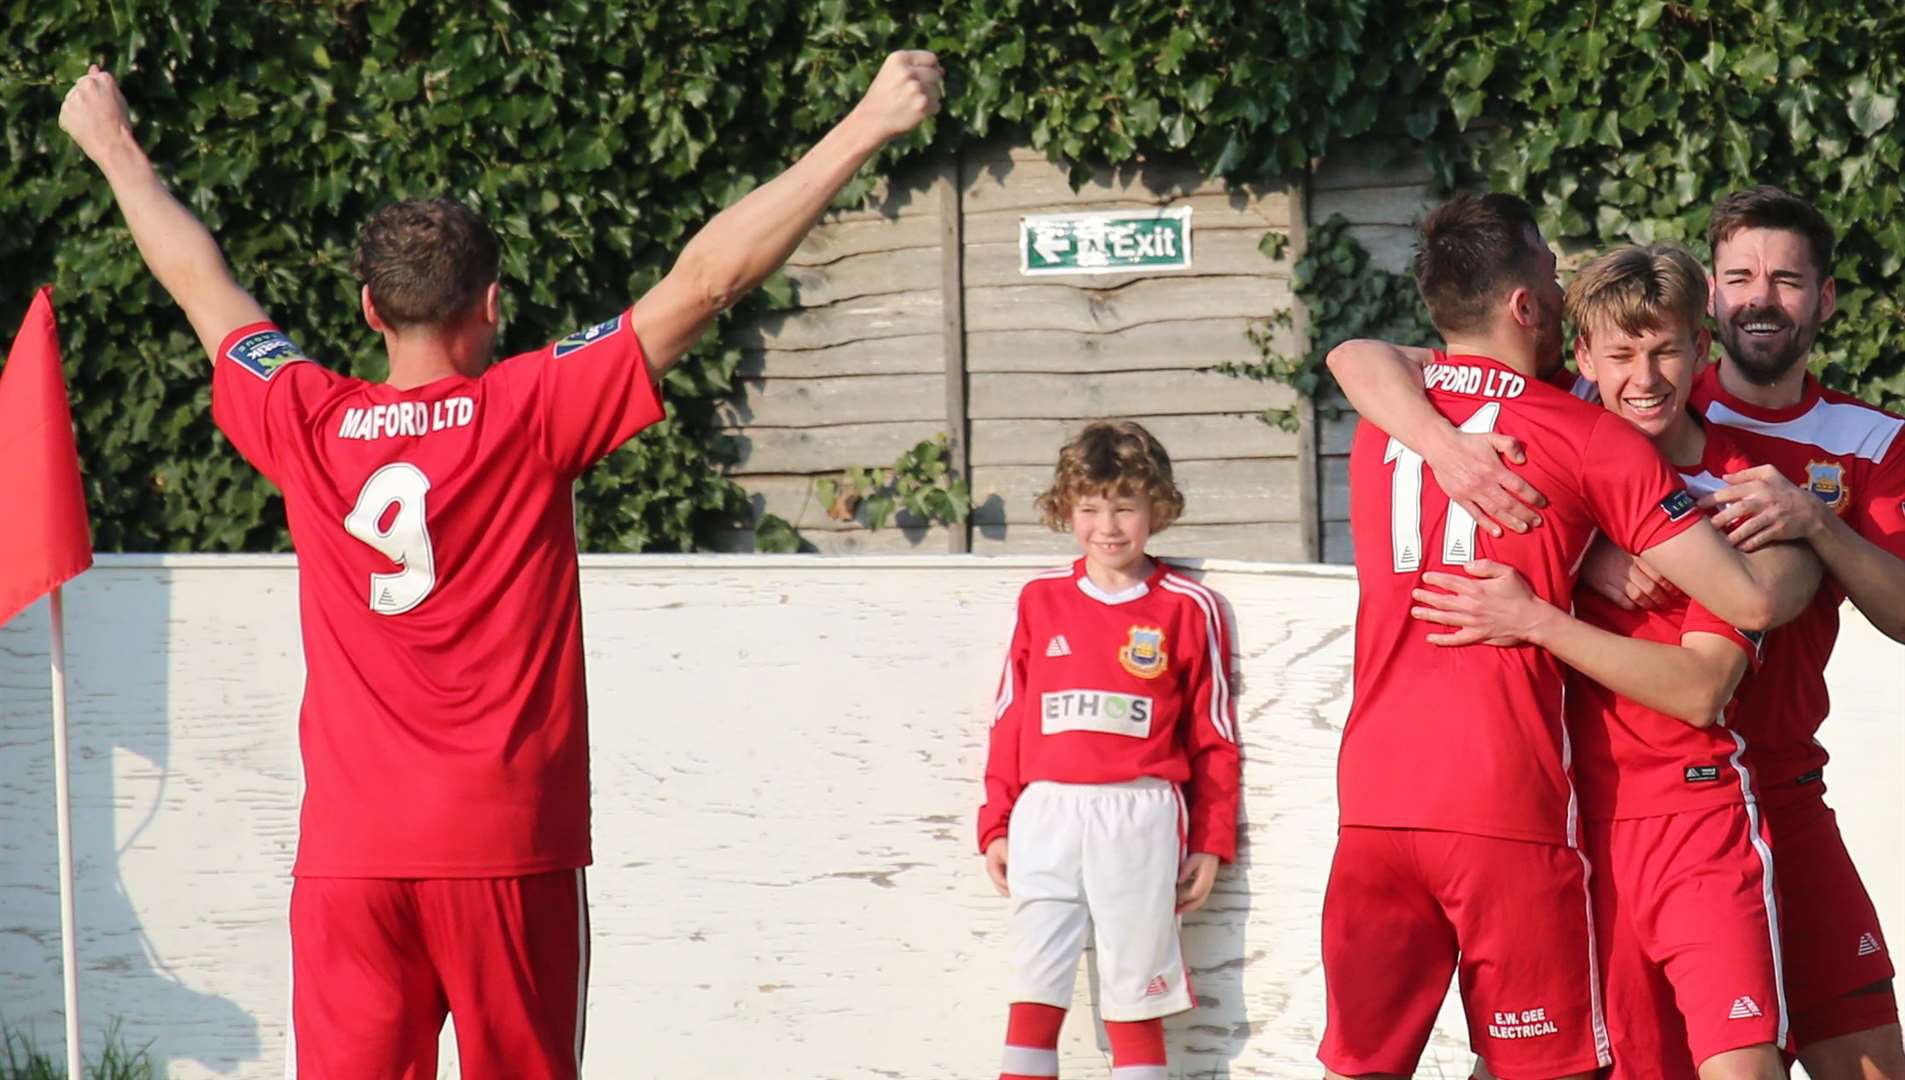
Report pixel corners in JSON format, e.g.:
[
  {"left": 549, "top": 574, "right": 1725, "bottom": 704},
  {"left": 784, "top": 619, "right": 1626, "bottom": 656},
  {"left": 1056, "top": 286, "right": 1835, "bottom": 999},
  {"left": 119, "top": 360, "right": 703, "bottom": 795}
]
[
  {"left": 1684, "top": 765, "right": 1722, "bottom": 783},
  {"left": 1805, "top": 459, "right": 1849, "bottom": 513},
  {"left": 1795, "top": 769, "right": 1823, "bottom": 786},
  {"left": 1659, "top": 489, "right": 1698, "bottom": 521},
  {"left": 1040, "top": 690, "right": 1154, "bottom": 738},
  {"left": 1117, "top": 625, "right": 1169, "bottom": 679},
  {"left": 552, "top": 315, "right": 622, "bottom": 358},
  {"left": 225, "top": 330, "right": 308, "bottom": 380}
]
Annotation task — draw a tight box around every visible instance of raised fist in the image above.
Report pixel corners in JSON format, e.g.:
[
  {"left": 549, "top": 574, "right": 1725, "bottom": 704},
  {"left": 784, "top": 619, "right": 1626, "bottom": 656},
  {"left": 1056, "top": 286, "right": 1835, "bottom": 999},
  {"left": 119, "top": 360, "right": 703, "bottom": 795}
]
[
  {"left": 854, "top": 50, "right": 943, "bottom": 143},
  {"left": 59, "top": 65, "right": 134, "bottom": 163}
]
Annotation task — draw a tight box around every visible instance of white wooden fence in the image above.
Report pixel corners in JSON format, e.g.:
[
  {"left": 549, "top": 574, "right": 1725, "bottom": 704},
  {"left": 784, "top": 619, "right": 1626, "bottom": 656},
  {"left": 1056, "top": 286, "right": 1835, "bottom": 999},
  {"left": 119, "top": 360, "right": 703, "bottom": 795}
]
[{"left": 1, "top": 556, "right": 1899, "bottom": 1078}]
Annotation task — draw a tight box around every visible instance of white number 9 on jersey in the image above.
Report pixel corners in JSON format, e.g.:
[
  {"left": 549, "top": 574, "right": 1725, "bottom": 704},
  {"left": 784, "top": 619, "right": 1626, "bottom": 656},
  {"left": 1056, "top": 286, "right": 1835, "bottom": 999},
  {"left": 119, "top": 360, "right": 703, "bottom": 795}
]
[{"left": 343, "top": 463, "right": 438, "bottom": 615}]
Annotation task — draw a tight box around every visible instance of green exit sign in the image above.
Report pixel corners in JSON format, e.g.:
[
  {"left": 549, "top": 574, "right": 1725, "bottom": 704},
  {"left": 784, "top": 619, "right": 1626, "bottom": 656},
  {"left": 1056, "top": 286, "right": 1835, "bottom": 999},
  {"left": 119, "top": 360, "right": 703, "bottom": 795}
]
[{"left": 1018, "top": 207, "right": 1193, "bottom": 276}]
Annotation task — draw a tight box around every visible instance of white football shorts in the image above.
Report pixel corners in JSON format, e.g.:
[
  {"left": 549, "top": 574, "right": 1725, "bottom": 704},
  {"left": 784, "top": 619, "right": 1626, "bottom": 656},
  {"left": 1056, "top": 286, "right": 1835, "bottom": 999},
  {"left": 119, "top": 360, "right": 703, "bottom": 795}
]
[{"left": 1005, "top": 777, "right": 1193, "bottom": 1021}]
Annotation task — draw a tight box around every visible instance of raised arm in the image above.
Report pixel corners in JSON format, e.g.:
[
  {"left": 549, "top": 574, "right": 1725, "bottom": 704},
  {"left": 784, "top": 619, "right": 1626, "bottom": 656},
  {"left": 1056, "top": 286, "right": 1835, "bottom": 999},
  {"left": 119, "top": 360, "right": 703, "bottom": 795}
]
[
  {"left": 631, "top": 50, "right": 942, "bottom": 377},
  {"left": 1326, "top": 338, "right": 1547, "bottom": 534},
  {"left": 1412, "top": 561, "right": 1749, "bottom": 726},
  {"left": 60, "top": 66, "right": 268, "bottom": 362}
]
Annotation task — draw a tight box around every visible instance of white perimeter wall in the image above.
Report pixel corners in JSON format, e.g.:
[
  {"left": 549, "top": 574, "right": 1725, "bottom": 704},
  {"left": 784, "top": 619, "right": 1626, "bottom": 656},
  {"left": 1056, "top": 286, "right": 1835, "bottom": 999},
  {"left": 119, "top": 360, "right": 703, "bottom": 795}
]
[{"left": 0, "top": 556, "right": 1899, "bottom": 1079}]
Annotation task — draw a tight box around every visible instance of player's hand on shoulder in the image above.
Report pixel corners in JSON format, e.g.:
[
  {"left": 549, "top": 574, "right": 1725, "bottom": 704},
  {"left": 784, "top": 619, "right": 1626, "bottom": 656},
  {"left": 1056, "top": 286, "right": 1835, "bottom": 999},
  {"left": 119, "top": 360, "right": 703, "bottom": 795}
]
[
  {"left": 852, "top": 50, "right": 943, "bottom": 143},
  {"left": 1701, "top": 464, "right": 1826, "bottom": 552},
  {"left": 1425, "top": 428, "right": 1546, "bottom": 537},
  {"left": 59, "top": 64, "right": 134, "bottom": 164},
  {"left": 984, "top": 837, "right": 1010, "bottom": 897},
  {"left": 1176, "top": 853, "right": 1220, "bottom": 914}
]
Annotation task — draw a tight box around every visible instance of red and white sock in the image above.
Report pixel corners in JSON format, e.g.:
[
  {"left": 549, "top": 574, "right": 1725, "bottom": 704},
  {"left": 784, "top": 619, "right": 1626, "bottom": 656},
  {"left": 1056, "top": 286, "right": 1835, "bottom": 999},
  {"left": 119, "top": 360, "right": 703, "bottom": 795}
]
[
  {"left": 999, "top": 1002, "right": 1065, "bottom": 1079},
  {"left": 1105, "top": 1018, "right": 1167, "bottom": 1080}
]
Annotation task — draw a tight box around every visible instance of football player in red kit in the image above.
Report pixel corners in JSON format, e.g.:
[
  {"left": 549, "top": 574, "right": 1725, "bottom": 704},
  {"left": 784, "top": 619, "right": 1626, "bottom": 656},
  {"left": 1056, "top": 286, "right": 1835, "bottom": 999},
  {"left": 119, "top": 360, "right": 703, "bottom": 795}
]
[
  {"left": 1332, "top": 186, "right": 1905, "bottom": 1080},
  {"left": 1406, "top": 244, "right": 1820, "bottom": 1080},
  {"left": 1320, "top": 196, "right": 1814, "bottom": 1080},
  {"left": 978, "top": 421, "right": 1240, "bottom": 1080},
  {"left": 61, "top": 52, "right": 943, "bottom": 1078}
]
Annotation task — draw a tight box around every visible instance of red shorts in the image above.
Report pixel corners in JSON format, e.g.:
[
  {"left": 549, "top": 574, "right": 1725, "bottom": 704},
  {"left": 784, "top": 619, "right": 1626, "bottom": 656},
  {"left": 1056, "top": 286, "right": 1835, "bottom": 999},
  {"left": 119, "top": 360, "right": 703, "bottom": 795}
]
[
  {"left": 1589, "top": 804, "right": 1785, "bottom": 1080},
  {"left": 289, "top": 870, "right": 589, "bottom": 1079},
  {"left": 1319, "top": 827, "right": 1609, "bottom": 1079},
  {"left": 1764, "top": 793, "right": 1898, "bottom": 1048}
]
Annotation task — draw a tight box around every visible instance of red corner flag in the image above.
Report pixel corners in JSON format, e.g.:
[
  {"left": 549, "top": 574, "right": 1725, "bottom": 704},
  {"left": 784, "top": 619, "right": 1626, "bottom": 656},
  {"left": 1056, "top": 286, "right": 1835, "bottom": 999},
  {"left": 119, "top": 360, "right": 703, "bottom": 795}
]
[{"left": 0, "top": 287, "right": 92, "bottom": 625}]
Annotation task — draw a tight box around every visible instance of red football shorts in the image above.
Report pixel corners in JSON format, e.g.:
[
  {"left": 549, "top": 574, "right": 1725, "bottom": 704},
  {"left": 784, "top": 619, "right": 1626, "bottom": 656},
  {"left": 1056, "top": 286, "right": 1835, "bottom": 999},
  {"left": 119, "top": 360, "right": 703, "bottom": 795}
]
[
  {"left": 289, "top": 870, "right": 589, "bottom": 1079},
  {"left": 1764, "top": 792, "right": 1898, "bottom": 1049},
  {"left": 1590, "top": 804, "right": 1785, "bottom": 1079},
  {"left": 1320, "top": 826, "right": 1610, "bottom": 1079}
]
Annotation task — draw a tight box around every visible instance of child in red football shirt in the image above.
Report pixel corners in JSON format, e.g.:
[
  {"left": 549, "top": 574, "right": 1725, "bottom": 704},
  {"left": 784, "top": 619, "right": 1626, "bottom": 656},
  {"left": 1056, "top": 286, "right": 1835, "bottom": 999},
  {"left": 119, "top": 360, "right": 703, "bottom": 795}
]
[{"left": 977, "top": 420, "right": 1240, "bottom": 1080}]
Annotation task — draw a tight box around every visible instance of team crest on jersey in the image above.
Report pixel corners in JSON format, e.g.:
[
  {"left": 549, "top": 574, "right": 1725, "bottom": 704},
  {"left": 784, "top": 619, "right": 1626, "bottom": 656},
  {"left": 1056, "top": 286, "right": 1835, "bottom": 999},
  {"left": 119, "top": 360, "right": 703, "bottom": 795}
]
[
  {"left": 1805, "top": 460, "right": 1849, "bottom": 512},
  {"left": 225, "top": 330, "right": 307, "bottom": 380},
  {"left": 1117, "top": 625, "right": 1168, "bottom": 680},
  {"left": 552, "top": 315, "right": 622, "bottom": 358}
]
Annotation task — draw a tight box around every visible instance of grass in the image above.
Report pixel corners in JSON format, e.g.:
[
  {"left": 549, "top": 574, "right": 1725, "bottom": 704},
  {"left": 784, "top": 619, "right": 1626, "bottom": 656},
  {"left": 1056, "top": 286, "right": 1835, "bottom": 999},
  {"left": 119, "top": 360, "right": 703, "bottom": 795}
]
[{"left": 0, "top": 1024, "right": 154, "bottom": 1080}]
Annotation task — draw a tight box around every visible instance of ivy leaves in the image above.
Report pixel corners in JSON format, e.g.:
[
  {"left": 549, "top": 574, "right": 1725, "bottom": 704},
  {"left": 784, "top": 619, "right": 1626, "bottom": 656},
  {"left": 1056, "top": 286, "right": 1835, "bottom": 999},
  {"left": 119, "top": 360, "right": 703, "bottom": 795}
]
[{"left": 1419, "top": 0, "right": 1903, "bottom": 408}]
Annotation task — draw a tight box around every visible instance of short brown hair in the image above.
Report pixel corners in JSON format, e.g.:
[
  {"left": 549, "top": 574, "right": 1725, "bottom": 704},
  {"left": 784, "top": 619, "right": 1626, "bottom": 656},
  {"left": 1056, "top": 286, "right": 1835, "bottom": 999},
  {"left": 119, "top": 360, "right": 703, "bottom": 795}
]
[
  {"left": 1413, "top": 193, "right": 1547, "bottom": 336},
  {"left": 1564, "top": 244, "right": 1708, "bottom": 343},
  {"left": 351, "top": 198, "right": 501, "bottom": 328},
  {"left": 1036, "top": 421, "right": 1185, "bottom": 532},
  {"left": 1707, "top": 186, "right": 1835, "bottom": 276}
]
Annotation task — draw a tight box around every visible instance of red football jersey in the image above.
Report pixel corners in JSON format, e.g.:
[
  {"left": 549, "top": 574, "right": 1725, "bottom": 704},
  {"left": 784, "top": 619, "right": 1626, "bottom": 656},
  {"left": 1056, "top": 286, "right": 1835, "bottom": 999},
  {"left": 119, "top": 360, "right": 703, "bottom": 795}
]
[
  {"left": 212, "top": 312, "right": 663, "bottom": 876},
  {"left": 1691, "top": 364, "right": 1905, "bottom": 804},
  {"left": 1340, "top": 352, "right": 1700, "bottom": 846},
  {"left": 1568, "top": 425, "right": 1767, "bottom": 821},
  {"left": 976, "top": 559, "right": 1241, "bottom": 861}
]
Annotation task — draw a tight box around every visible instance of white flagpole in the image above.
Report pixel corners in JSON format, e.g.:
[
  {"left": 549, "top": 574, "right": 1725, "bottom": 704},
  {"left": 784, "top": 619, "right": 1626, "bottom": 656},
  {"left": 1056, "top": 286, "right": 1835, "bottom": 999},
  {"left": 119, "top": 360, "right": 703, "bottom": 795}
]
[{"left": 49, "top": 586, "right": 83, "bottom": 1079}]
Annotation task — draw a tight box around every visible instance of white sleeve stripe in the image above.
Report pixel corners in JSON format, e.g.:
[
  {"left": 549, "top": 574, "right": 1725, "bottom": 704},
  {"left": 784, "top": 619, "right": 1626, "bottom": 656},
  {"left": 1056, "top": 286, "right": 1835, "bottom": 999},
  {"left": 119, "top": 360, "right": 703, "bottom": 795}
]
[
  {"left": 1160, "top": 575, "right": 1235, "bottom": 743},
  {"left": 993, "top": 650, "right": 1017, "bottom": 721}
]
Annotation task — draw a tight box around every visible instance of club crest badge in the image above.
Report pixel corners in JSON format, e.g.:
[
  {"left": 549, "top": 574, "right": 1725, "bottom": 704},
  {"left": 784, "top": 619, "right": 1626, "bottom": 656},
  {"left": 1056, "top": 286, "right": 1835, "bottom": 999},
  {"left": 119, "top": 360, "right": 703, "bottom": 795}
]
[
  {"left": 1118, "top": 625, "right": 1168, "bottom": 680},
  {"left": 1805, "top": 459, "right": 1848, "bottom": 512}
]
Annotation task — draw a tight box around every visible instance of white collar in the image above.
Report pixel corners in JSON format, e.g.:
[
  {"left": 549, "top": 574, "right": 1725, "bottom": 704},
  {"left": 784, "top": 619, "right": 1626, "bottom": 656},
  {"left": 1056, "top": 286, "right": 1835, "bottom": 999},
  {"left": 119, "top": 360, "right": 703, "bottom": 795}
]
[{"left": 1076, "top": 575, "right": 1150, "bottom": 605}]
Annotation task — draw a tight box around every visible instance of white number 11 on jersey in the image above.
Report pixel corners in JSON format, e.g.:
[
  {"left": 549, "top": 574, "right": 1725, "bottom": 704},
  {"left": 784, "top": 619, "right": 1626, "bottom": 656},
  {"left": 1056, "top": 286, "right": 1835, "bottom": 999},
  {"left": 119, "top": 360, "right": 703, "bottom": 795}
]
[
  {"left": 1384, "top": 401, "right": 1501, "bottom": 573},
  {"left": 343, "top": 463, "right": 438, "bottom": 615}
]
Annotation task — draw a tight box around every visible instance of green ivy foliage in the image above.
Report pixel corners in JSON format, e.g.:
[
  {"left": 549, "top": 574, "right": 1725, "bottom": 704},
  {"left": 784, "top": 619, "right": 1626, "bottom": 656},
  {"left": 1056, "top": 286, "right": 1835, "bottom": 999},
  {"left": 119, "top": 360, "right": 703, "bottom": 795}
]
[
  {"left": 1422, "top": 0, "right": 1905, "bottom": 410},
  {"left": 20, "top": 2, "right": 1894, "bottom": 552},
  {"left": 1, "top": 1, "right": 1427, "bottom": 552}
]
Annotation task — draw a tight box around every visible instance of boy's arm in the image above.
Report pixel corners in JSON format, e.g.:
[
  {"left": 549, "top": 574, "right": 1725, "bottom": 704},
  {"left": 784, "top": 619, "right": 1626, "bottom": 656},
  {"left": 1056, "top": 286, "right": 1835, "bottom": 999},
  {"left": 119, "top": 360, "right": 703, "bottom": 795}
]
[
  {"left": 630, "top": 51, "right": 941, "bottom": 378},
  {"left": 977, "top": 598, "right": 1033, "bottom": 858},
  {"left": 1325, "top": 338, "right": 1546, "bottom": 535},
  {"left": 1412, "top": 561, "right": 1750, "bottom": 726},
  {"left": 1178, "top": 592, "right": 1241, "bottom": 864},
  {"left": 61, "top": 67, "right": 269, "bottom": 363}
]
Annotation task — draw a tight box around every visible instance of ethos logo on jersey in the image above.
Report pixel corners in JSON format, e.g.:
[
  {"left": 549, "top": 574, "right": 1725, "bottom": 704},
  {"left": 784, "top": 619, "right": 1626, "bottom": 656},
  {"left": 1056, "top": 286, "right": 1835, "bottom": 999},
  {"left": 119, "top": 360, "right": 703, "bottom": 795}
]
[
  {"left": 1659, "top": 489, "right": 1698, "bottom": 521},
  {"left": 1041, "top": 690, "right": 1154, "bottom": 738},
  {"left": 552, "top": 316, "right": 622, "bottom": 358},
  {"left": 1488, "top": 1006, "right": 1559, "bottom": 1040},
  {"left": 1805, "top": 460, "right": 1849, "bottom": 511},
  {"left": 1118, "top": 626, "right": 1168, "bottom": 679},
  {"left": 1423, "top": 362, "right": 1526, "bottom": 399},
  {"left": 226, "top": 330, "right": 307, "bottom": 381}
]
